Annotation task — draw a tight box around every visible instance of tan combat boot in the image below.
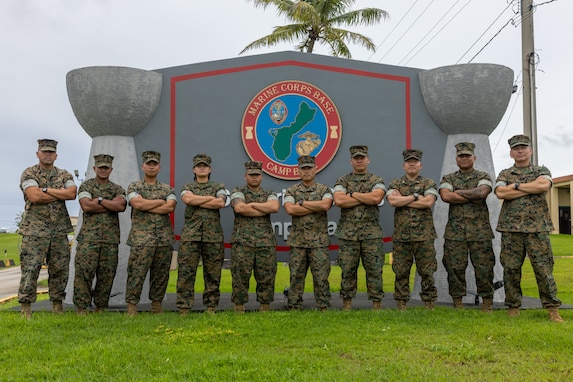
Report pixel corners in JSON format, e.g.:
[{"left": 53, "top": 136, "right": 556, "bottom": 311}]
[
  {"left": 206, "top": 306, "right": 217, "bottom": 314},
  {"left": 179, "top": 308, "right": 190, "bottom": 316},
  {"left": 21, "top": 303, "right": 32, "bottom": 320},
  {"left": 425, "top": 301, "right": 435, "bottom": 310},
  {"left": 53, "top": 301, "right": 64, "bottom": 314},
  {"left": 507, "top": 307, "right": 520, "bottom": 317},
  {"left": 548, "top": 307, "right": 564, "bottom": 323},
  {"left": 234, "top": 304, "right": 245, "bottom": 314},
  {"left": 127, "top": 303, "right": 138, "bottom": 317},
  {"left": 151, "top": 301, "right": 163, "bottom": 313},
  {"left": 453, "top": 298, "right": 464, "bottom": 310},
  {"left": 77, "top": 307, "right": 87, "bottom": 316},
  {"left": 372, "top": 301, "right": 382, "bottom": 310},
  {"left": 396, "top": 300, "right": 407, "bottom": 311},
  {"left": 342, "top": 299, "right": 352, "bottom": 311},
  {"left": 481, "top": 298, "right": 493, "bottom": 313},
  {"left": 260, "top": 303, "right": 270, "bottom": 312},
  {"left": 94, "top": 307, "right": 104, "bottom": 314}
]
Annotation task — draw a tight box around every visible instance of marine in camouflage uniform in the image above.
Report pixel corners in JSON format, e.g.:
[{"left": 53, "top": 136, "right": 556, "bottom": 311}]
[
  {"left": 333, "top": 145, "right": 385, "bottom": 310},
  {"left": 494, "top": 134, "right": 562, "bottom": 322},
  {"left": 439, "top": 142, "right": 495, "bottom": 312},
  {"left": 18, "top": 139, "right": 77, "bottom": 318},
  {"left": 177, "top": 154, "right": 227, "bottom": 314},
  {"left": 387, "top": 149, "right": 438, "bottom": 310},
  {"left": 125, "top": 151, "right": 177, "bottom": 316},
  {"left": 73, "top": 154, "right": 127, "bottom": 314},
  {"left": 230, "top": 160, "right": 279, "bottom": 312},
  {"left": 284, "top": 156, "right": 333, "bottom": 311}
]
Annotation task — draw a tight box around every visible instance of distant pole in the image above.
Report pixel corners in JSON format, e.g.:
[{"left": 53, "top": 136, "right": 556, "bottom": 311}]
[{"left": 521, "top": 0, "right": 538, "bottom": 164}]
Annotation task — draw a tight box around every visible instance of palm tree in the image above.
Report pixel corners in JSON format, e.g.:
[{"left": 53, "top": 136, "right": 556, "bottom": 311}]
[{"left": 240, "top": 0, "right": 389, "bottom": 59}]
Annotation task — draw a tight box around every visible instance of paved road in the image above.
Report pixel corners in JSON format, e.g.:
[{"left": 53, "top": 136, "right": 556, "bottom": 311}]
[{"left": 0, "top": 267, "right": 48, "bottom": 301}]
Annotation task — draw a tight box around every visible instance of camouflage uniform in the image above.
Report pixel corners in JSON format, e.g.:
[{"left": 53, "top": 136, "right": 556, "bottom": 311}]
[
  {"left": 285, "top": 182, "right": 332, "bottom": 309},
  {"left": 230, "top": 185, "right": 278, "bottom": 305},
  {"left": 125, "top": 179, "right": 176, "bottom": 305},
  {"left": 333, "top": 172, "right": 385, "bottom": 301},
  {"left": 495, "top": 164, "right": 560, "bottom": 308},
  {"left": 177, "top": 180, "right": 227, "bottom": 310},
  {"left": 387, "top": 175, "right": 438, "bottom": 303},
  {"left": 440, "top": 169, "right": 495, "bottom": 299},
  {"left": 73, "top": 176, "right": 126, "bottom": 310},
  {"left": 19, "top": 164, "right": 75, "bottom": 304}
]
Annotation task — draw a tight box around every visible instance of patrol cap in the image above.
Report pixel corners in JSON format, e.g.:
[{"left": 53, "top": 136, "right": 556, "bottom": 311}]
[
  {"left": 455, "top": 142, "right": 475, "bottom": 156},
  {"left": 297, "top": 155, "right": 316, "bottom": 168},
  {"left": 508, "top": 134, "right": 531, "bottom": 148},
  {"left": 142, "top": 150, "right": 161, "bottom": 164},
  {"left": 94, "top": 154, "right": 114, "bottom": 168},
  {"left": 403, "top": 149, "right": 423, "bottom": 161},
  {"left": 193, "top": 154, "right": 211, "bottom": 167},
  {"left": 245, "top": 160, "right": 263, "bottom": 175},
  {"left": 349, "top": 145, "right": 368, "bottom": 158},
  {"left": 38, "top": 139, "right": 58, "bottom": 152}
]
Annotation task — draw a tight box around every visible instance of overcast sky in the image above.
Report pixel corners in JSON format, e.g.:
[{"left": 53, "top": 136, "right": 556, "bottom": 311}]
[{"left": 1, "top": 0, "right": 570, "bottom": 229}]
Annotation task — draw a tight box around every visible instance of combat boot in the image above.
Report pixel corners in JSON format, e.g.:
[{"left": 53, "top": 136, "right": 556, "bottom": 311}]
[
  {"left": 425, "top": 301, "right": 435, "bottom": 310},
  {"left": 372, "top": 301, "right": 382, "bottom": 310},
  {"left": 77, "top": 307, "right": 87, "bottom": 316},
  {"left": 507, "top": 307, "right": 520, "bottom": 317},
  {"left": 396, "top": 300, "right": 407, "bottom": 311},
  {"left": 94, "top": 307, "right": 104, "bottom": 314},
  {"left": 453, "top": 298, "right": 464, "bottom": 310},
  {"left": 179, "top": 308, "right": 190, "bottom": 316},
  {"left": 342, "top": 299, "right": 352, "bottom": 311},
  {"left": 21, "top": 303, "right": 32, "bottom": 320},
  {"left": 151, "top": 301, "right": 163, "bottom": 313},
  {"left": 206, "top": 306, "right": 217, "bottom": 314},
  {"left": 260, "top": 303, "right": 270, "bottom": 312},
  {"left": 234, "top": 304, "right": 245, "bottom": 314},
  {"left": 481, "top": 298, "right": 493, "bottom": 313},
  {"left": 127, "top": 303, "right": 138, "bottom": 317},
  {"left": 548, "top": 307, "right": 564, "bottom": 323},
  {"left": 53, "top": 301, "right": 64, "bottom": 314}
]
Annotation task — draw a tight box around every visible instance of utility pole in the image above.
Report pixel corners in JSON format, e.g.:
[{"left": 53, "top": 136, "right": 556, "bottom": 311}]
[{"left": 521, "top": 0, "right": 538, "bottom": 164}]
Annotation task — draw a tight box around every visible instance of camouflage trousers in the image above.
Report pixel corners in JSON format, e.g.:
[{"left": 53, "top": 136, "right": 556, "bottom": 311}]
[
  {"left": 288, "top": 246, "right": 331, "bottom": 309},
  {"left": 231, "top": 243, "right": 277, "bottom": 305},
  {"left": 176, "top": 241, "right": 224, "bottom": 309},
  {"left": 19, "top": 235, "right": 70, "bottom": 304},
  {"left": 443, "top": 239, "right": 495, "bottom": 299},
  {"left": 125, "top": 245, "right": 172, "bottom": 304},
  {"left": 500, "top": 232, "right": 561, "bottom": 308},
  {"left": 73, "top": 241, "right": 119, "bottom": 309},
  {"left": 337, "top": 238, "right": 384, "bottom": 301},
  {"left": 392, "top": 240, "right": 437, "bottom": 302}
]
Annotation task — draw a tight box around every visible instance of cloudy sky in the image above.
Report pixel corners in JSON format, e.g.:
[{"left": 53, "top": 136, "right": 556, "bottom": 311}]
[{"left": 1, "top": 0, "right": 570, "bottom": 229}]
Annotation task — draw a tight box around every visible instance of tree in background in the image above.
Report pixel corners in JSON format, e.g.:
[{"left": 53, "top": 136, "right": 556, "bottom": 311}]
[{"left": 240, "top": 0, "right": 389, "bottom": 58}]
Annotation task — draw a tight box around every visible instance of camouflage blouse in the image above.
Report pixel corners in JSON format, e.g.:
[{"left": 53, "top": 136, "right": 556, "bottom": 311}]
[
  {"left": 126, "top": 180, "right": 176, "bottom": 247},
  {"left": 76, "top": 178, "right": 126, "bottom": 244},
  {"left": 180, "top": 180, "right": 226, "bottom": 243},
  {"left": 284, "top": 182, "right": 332, "bottom": 248},
  {"left": 495, "top": 164, "right": 553, "bottom": 233},
  {"left": 230, "top": 186, "right": 277, "bottom": 247},
  {"left": 439, "top": 169, "right": 494, "bottom": 241},
  {"left": 333, "top": 172, "right": 385, "bottom": 241},
  {"left": 19, "top": 165, "right": 74, "bottom": 237},
  {"left": 387, "top": 175, "right": 438, "bottom": 242}
]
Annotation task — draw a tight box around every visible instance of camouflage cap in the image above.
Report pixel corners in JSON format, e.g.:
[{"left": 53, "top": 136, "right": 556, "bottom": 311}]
[
  {"left": 508, "top": 134, "right": 531, "bottom": 148},
  {"left": 403, "top": 149, "right": 423, "bottom": 161},
  {"left": 455, "top": 142, "right": 475, "bottom": 156},
  {"left": 193, "top": 153, "right": 211, "bottom": 167},
  {"left": 94, "top": 154, "right": 114, "bottom": 168},
  {"left": 245, "top": 160, "right": 263, "bottom": 175},
  {"left": 142, "top": 150, "right": 161, "bottom": 164},
  {"left": 38, "top": 139, "right": 58, "bottom": 152},
  {"left": 297, "top": 155, "right": 316, "bottom": 168},
  {"left": 349, "top": 145, "right": 368, "bottom": 158}
]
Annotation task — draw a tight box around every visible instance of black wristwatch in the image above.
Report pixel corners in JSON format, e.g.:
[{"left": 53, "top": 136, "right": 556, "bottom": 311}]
[
  {"left": 514, "top": 182, "right": 520, "bottom": 190},
  {"left": 98, "top": 197, "right": 103, "bottom": 204},
  {"left": 349, "top": 192, "right": 354, "bottom": 198},
  {"left": 298, "top": 200, "right": 304, "bottom": 206},
  {"left": 413, "top": 193, "right": 419, "bottom": 201},
  {"left": 42, "top": 187, "right": 47, "bottom": 193}
]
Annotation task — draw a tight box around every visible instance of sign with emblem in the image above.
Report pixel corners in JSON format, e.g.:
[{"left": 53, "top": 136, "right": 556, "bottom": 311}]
[{"left": 241, "top": 80, "right": 342, "bottom": 180}]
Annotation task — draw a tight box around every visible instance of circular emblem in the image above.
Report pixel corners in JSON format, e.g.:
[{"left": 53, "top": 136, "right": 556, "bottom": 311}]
[{"left": 241, "top": 80, "right": 342, "bottom": 180}]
